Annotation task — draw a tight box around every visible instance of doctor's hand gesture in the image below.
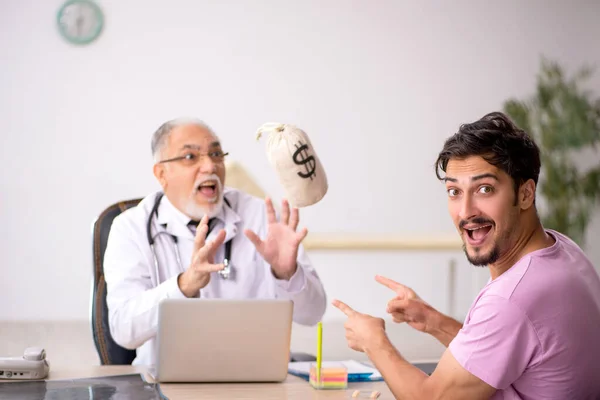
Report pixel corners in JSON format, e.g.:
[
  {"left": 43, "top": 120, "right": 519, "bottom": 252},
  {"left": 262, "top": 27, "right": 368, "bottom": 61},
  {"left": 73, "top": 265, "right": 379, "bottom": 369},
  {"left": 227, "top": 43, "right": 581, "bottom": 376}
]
[
  {"left": 178, "top": 215, "right": 227, "bottom": 297},
  {"left": 245, "top": 197, "right": 308, "bottom": 281}
]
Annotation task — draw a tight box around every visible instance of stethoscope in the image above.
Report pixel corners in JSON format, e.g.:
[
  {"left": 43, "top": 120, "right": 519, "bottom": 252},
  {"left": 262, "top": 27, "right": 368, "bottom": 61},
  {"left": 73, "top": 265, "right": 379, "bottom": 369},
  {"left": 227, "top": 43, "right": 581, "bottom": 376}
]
[{"left": 147, "top": 192, "right": 233, "bottom": 282}]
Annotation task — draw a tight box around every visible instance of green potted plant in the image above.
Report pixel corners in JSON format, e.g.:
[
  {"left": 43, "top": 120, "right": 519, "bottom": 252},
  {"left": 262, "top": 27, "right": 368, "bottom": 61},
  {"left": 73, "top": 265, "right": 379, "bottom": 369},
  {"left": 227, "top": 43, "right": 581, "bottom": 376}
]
[{"left": 503, "top": 58, "right": 600, "bottom": 247}]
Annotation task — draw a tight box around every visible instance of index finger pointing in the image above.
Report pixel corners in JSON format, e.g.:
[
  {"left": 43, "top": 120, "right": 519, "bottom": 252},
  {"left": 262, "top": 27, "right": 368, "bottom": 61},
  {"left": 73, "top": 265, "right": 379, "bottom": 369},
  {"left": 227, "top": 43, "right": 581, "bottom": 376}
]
[
  {"left": 332, "top": 299, "right": 356, "bottom": 317},
  {"left": 375, "top": 275, "right": 406, "bottom": 292}
]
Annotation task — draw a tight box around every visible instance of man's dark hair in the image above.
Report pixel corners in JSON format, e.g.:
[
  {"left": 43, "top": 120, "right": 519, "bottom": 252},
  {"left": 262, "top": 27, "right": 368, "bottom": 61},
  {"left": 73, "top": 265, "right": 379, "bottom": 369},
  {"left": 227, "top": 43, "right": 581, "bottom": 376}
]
[{"left": 435, "top": 112, "right": 541, "bottom": 200}]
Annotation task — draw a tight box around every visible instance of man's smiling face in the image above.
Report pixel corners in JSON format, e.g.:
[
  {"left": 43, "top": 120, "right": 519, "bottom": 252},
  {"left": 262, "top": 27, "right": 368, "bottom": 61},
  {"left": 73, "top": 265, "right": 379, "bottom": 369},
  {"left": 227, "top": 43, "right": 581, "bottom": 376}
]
[{"left": 444, "top": 155, "right": 521, "bottom": 266}]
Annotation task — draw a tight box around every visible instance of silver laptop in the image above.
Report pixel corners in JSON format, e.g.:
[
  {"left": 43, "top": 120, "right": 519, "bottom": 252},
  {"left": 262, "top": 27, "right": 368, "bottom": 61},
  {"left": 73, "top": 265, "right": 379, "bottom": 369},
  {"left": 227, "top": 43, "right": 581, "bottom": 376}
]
[{"left": 155, "top": 298, "right": 293, "bottom": 383}]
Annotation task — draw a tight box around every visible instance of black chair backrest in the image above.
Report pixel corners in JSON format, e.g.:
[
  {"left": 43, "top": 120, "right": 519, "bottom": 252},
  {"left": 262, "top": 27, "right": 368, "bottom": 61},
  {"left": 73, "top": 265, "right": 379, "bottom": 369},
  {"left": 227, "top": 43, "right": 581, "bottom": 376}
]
[{"left": 91, "top": 198, "right": 142, "bottom": 365}]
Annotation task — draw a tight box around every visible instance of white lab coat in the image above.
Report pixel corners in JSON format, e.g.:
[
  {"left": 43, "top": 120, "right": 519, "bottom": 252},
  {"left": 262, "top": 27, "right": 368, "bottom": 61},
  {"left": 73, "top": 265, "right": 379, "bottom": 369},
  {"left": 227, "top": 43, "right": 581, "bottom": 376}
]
[{"left": 103, "top": 187, "right": 327, "bottom": 366}]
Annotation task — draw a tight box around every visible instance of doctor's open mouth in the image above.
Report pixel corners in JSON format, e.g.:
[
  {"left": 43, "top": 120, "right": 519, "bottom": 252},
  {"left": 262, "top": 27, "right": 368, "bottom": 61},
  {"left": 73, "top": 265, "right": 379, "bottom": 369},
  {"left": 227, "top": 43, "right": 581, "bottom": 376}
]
[{"left": 196, "top": 180, "right": 219, "bottom": 200}]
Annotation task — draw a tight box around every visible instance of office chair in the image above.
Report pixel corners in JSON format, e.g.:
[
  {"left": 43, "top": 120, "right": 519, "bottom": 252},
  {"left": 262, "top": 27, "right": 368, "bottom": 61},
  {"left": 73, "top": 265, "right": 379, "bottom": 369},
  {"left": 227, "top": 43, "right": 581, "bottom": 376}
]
[
  {"left": 91, "top": 198, "right": 142, "bottom": 365},
  {"left": 91, "top": 197, "right": 316, "bottom": 365}
]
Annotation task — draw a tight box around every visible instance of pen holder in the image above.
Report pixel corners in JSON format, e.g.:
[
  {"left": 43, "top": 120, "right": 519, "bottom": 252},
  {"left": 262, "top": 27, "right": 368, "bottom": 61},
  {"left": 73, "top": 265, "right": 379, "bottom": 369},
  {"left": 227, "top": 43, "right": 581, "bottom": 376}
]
[{"left": 309, "top": 363, "right": 348, "bottom": 390}]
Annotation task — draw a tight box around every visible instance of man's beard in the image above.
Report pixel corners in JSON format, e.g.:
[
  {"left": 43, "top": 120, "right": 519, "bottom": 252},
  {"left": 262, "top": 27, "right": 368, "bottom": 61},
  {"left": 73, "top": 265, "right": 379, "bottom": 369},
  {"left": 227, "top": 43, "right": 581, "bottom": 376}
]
[
  {"left": 459, "top": 216, "right": 501, "bottom": 267},
  {"left": 185, "top": 196, "right": 224, "bottom": 220},
  {"left": 185, "top": 175, "right": 224, "bottom": 220},
  {"left": 464, "top": 243, "right": 500, "bottom": 267}
]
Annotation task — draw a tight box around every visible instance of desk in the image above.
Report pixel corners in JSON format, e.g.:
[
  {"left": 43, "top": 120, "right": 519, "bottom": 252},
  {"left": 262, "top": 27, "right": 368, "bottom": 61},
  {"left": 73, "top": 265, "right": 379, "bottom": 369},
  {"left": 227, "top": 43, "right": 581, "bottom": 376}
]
[{"left": 43, "top": 365, "right": 394, "bottom": 399}]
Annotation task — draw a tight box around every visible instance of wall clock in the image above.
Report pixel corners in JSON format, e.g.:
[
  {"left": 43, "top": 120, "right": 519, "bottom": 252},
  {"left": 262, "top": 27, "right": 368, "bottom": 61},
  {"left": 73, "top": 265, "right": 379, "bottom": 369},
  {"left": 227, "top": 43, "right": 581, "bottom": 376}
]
[{"left": 57, "top": 0, "right": 104, "bottom": 45}]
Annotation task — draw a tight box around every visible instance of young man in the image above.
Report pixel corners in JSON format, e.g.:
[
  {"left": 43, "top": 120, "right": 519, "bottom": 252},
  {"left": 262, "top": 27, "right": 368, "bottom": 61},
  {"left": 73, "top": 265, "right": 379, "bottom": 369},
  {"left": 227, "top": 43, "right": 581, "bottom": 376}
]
[
  {"left": 104, "top": 118, "right": 326, "bottom": 366},
  {"left": 333, "top": 112, "right": 600, "bottom": 399}
]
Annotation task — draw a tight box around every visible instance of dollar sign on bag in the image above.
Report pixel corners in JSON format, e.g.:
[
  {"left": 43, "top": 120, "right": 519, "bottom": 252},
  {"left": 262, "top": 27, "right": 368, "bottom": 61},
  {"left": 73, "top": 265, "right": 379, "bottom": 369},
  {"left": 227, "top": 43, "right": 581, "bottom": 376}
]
[{"left": 292, "top": 141, "right": 316, "bottom": 180}]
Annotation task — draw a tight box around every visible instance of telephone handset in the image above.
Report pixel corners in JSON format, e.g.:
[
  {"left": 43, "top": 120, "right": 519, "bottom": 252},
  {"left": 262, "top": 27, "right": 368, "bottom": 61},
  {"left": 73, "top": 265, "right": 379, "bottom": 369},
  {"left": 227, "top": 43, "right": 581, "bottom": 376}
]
[{"left": 0, "top": 347, "right": 50, "bottom": 379}]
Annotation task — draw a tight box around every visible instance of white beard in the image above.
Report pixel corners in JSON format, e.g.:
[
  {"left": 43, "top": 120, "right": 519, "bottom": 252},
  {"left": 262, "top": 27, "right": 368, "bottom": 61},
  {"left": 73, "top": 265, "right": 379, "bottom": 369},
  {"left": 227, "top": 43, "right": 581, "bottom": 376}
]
[
  {"left": 184, "top": 195, "right": 224, "bottom": 220},
  {"left": 184, "top": 174, "right": 224, "bottom": 220}
]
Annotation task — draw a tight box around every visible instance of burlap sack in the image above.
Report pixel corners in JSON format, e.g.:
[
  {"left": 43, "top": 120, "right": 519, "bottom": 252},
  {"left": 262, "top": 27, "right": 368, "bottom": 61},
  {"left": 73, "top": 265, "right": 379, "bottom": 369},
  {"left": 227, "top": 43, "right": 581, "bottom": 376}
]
[{"left": 256, "top": 122, "right": 328, "bottom": 207}]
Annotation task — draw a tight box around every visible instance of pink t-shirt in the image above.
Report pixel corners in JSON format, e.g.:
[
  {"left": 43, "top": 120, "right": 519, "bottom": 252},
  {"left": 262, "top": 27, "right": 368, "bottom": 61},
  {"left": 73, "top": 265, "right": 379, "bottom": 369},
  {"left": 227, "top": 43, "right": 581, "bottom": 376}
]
[{"left": 449, "top": 230, "right": 600, "bottom": 399}]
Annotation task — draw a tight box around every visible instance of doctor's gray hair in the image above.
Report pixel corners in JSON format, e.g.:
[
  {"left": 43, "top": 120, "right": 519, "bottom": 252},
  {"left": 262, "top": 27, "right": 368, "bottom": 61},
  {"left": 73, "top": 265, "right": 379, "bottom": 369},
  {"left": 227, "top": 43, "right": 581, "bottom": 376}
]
[{"left": 151, "top": 117, "right": 218, "bottom": 162}]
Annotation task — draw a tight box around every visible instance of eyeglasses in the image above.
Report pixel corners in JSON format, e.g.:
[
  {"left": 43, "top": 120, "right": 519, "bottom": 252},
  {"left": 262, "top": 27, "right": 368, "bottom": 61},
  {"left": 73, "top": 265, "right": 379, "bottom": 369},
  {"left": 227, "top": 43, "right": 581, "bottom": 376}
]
[{"left": 159, "top": 150, "right": 229, "bottom": 166}]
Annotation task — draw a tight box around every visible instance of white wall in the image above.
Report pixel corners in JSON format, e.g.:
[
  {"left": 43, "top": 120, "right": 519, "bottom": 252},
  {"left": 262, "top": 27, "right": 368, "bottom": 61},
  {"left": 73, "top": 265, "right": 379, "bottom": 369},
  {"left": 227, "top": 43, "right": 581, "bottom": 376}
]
[{"left": 1, "top": 0, "right": 599, "bottom": 324}]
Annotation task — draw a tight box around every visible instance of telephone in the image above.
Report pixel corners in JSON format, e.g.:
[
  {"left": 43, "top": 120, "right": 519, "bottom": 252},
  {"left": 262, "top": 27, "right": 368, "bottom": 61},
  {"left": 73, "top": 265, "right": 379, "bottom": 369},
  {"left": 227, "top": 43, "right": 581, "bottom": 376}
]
[{"left": 0, "top": 347, "right": 50, "bottom": 380}]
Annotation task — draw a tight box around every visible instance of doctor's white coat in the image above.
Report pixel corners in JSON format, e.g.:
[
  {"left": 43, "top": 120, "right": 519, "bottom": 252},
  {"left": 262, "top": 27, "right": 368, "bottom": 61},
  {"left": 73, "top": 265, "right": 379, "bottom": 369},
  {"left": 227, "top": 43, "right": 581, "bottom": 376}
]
[{"left": 103, "top": 187, "right": 327, "bottom": 366}]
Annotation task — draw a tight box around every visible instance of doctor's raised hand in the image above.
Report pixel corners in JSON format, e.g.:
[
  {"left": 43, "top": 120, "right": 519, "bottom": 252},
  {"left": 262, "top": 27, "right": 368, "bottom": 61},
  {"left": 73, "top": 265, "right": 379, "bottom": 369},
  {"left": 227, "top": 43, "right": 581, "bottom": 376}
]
[
  {"left": 244, "top": 197, "right": 308, "bottom": 280},
  {"left": 177, "top": 215, "right": 227, "bottom": 297}
]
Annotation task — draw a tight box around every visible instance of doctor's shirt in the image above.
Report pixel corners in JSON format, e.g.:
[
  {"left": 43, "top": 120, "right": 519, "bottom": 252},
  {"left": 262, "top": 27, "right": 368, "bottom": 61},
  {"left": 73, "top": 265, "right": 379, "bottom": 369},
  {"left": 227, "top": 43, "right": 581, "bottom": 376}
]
[{"left": 103, "top": 187, "right": 327, "bottom": 366}]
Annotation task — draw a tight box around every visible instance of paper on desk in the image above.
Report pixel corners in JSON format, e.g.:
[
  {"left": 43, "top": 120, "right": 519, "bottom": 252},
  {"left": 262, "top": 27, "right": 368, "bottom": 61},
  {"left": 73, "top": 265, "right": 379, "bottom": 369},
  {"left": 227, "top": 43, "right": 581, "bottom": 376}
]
[{"left": 288, "top": 360, "right": 383, "bottom": 381}]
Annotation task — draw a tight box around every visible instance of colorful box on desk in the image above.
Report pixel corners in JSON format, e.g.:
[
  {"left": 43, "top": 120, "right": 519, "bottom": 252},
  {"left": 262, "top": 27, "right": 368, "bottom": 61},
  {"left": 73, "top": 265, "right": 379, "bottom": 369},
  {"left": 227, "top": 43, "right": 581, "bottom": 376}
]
[{"left": 309, "top": 363, "right": 348, "bottom": 390}]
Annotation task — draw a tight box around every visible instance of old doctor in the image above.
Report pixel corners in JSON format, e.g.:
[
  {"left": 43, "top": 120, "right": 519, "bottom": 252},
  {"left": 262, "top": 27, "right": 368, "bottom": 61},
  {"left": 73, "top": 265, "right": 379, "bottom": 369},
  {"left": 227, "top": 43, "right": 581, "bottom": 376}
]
[{"left": 103, "top": 117, "right": 327, "bottom": 366}]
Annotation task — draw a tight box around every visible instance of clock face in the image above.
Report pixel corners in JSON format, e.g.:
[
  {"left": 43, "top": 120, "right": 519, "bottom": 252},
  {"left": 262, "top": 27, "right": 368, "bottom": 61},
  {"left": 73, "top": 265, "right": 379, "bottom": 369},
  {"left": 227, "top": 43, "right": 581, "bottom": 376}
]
[{"left": 57, "top": 0, "right": 104, "bottom": 45}]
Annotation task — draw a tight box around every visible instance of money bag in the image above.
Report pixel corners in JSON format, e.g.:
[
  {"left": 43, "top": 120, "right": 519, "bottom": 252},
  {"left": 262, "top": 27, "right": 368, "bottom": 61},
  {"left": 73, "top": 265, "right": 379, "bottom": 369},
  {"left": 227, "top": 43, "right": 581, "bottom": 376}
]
[{"left": 256, "top": 122, "right": 328, "bottom": 207}]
